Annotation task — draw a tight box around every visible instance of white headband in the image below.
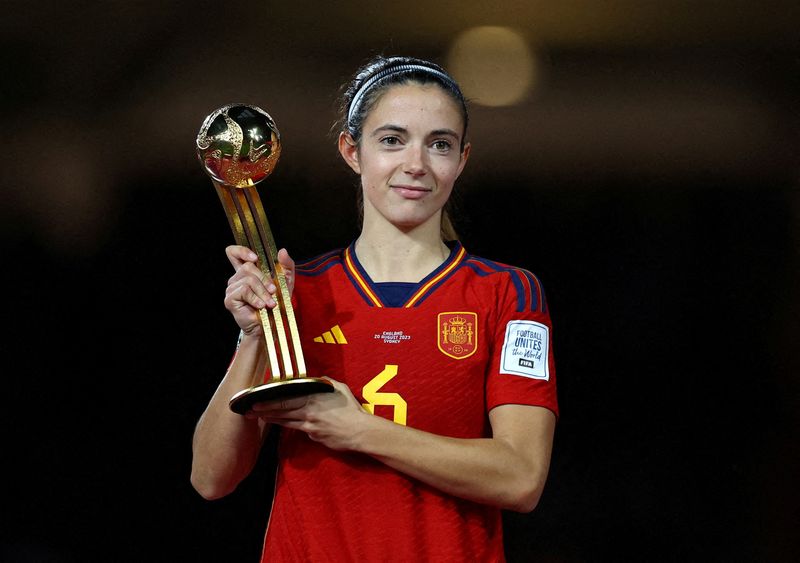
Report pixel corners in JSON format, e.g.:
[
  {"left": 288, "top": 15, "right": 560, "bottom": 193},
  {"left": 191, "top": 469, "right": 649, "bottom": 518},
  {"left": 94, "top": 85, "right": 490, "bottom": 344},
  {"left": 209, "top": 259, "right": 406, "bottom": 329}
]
[{"left": 346, "top": 64, "right": 459, "bottom": 131}]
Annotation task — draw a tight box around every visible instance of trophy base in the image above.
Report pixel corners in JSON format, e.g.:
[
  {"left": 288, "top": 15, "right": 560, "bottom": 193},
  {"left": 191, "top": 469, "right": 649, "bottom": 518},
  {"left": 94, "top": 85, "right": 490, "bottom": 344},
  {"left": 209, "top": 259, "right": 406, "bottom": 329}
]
[{"left": 229, "top": 377, "right": 334, "bottom": 415}]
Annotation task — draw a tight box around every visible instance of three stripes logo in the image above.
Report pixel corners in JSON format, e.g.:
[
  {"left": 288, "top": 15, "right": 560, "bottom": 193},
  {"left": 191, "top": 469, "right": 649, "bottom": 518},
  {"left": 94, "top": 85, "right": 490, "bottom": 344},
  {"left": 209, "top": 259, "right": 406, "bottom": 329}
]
[{"left": 313, "top": 325, "right": 348, "bottom": 344}]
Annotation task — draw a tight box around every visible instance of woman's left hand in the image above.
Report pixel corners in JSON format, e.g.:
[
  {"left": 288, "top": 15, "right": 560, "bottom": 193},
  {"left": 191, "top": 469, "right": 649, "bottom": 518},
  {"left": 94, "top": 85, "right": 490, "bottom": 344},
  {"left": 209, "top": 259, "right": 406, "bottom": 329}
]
[{"left": 245, "top": 379, "right": 370, "bottom": 451}]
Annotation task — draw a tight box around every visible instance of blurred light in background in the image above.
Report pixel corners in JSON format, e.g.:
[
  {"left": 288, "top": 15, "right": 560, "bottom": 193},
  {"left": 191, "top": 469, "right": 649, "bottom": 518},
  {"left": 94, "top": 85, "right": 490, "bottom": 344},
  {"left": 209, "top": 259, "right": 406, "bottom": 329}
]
[{"left": 446, "top": 26, "right": 538, "bottom": 107}]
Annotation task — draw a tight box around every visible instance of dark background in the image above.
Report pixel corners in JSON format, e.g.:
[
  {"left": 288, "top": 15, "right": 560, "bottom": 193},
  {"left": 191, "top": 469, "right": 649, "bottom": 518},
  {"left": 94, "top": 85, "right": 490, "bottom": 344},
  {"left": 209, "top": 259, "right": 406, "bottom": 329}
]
[{"left": 2, "top": 2, "right": 798, "bottom": 562}]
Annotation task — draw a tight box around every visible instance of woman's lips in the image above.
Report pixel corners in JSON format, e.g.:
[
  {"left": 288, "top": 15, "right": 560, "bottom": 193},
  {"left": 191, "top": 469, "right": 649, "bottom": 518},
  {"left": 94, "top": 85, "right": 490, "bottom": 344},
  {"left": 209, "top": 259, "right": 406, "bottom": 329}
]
[{"left": 391, "top": 185, "right": 431, "bottom": 199}]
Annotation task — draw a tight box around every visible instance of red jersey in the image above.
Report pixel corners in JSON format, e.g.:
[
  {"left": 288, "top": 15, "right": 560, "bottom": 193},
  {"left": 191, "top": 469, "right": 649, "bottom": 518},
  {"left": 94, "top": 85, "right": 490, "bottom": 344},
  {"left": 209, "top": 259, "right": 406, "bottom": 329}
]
[{"left": 260, "top": 241, "right": 558, "bottom": 562}]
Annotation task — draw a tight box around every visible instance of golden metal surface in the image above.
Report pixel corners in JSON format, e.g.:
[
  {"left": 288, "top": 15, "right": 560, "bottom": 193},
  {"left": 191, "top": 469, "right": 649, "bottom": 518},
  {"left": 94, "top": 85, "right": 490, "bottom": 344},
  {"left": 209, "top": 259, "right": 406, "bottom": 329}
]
[
  {"left": 197, "top": 104, "right": 280, "bottom": 188},
  {"left": 197, "top": 103, "right": 330, "bottom": 412}
]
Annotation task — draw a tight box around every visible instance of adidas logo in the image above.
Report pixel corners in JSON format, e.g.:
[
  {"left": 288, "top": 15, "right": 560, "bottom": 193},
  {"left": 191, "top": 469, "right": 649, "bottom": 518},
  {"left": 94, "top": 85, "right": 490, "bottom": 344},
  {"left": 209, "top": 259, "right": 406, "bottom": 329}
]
[{"left": 313, "top": 324, "right": 348, "bottom": 344}]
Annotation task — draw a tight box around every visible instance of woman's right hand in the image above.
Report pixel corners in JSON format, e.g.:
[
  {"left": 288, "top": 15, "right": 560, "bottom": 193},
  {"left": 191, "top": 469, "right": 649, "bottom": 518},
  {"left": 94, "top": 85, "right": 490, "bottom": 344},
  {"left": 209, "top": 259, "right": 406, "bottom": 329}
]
[
  {"left": 223, "top": 245, "right": 296, "bottom": 336},
  {"left": 224, "top": 245, "right": 273, "bottom": 336}
]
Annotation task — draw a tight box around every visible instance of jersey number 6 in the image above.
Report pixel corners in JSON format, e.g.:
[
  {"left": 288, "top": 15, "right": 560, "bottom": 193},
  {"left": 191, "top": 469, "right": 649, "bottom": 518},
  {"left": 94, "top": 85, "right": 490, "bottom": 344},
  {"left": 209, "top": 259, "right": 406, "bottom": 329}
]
[{"left": 361, "top": 365, "right": 407, "bottom": 425}]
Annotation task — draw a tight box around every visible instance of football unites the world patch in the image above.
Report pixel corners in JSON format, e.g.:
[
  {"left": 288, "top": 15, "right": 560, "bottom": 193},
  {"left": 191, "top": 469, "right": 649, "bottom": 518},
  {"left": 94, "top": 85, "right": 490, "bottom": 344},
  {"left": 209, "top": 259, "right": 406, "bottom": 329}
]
[
  {"left": 438, "top": 312, "right": 478, "bottom": 359},
  {"left": 500, "top": 320, "right": 550, "bottom": 380}
]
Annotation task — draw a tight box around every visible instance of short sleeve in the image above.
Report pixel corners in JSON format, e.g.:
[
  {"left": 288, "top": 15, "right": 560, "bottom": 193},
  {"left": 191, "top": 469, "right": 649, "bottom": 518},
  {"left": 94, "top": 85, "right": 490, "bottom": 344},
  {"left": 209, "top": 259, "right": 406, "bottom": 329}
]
[{"left": 486, "top": 268, "right": 559, "bottom": 419}]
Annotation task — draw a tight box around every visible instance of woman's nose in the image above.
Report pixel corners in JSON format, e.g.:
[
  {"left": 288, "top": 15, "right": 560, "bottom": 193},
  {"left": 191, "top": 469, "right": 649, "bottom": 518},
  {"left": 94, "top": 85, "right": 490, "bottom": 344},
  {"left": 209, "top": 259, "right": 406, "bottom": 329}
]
[{"left": 403, "top": 144, "right": 427, "bottom": 176}]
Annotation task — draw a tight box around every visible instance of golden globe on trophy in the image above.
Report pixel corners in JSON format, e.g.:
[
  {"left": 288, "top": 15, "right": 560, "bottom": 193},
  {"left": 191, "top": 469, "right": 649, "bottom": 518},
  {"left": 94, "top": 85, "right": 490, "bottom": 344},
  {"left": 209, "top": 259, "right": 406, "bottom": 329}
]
[{"left": 196, "top": 103, "right": 333, "bottom": 415}]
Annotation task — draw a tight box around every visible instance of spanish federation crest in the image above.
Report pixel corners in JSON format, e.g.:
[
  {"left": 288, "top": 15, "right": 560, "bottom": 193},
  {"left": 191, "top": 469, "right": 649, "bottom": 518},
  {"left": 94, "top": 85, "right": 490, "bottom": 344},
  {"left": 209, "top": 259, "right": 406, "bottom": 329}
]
[{"left": 438, "top": 312, "right": 478, "bottom": 359}]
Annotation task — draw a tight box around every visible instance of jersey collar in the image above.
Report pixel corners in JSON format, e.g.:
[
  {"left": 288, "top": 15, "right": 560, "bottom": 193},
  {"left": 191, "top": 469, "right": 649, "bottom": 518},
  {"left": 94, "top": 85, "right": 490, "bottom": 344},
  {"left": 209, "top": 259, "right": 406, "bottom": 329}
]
[{"left": 343, "top": 241, "right": 468, "bottom": 308}]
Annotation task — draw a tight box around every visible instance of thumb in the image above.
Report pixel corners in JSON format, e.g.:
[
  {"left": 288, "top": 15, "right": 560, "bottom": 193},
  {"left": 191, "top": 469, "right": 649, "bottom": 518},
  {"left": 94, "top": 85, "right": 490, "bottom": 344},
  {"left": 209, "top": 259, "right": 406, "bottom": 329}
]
[
  {"left": 277, "top": 248, "right": 295, "bottom": 271},
  {"left": 276, "top": 248, "right": 296, "bottom": 292}
]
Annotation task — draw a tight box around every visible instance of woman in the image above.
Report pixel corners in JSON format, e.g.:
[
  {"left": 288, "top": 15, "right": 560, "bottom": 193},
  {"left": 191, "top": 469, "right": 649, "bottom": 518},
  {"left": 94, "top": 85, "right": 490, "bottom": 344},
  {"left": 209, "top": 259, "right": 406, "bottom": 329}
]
[{"left": 191, "top": 55, "right": 558, "bottom": 562}]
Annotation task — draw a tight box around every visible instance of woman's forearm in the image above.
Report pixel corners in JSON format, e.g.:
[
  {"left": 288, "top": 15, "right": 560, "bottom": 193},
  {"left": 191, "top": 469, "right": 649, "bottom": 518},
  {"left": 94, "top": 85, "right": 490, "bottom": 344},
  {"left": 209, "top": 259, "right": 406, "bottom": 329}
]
[
  {"left": 352, "top": 404, "right": 556, "bottom": 512},
  {"left": 190, "top": 334, "right": 269, "bottom": 500}
]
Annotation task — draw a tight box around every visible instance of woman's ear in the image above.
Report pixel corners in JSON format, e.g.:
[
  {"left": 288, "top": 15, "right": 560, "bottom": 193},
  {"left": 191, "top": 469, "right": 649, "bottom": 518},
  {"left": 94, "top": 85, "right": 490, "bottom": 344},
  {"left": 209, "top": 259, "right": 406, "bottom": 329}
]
[
  {"left": 338, "top": 132, "right": 360, "bottom": 174},
  {"left": 456, "top": 142, "right": 471, "bottom": 178}
]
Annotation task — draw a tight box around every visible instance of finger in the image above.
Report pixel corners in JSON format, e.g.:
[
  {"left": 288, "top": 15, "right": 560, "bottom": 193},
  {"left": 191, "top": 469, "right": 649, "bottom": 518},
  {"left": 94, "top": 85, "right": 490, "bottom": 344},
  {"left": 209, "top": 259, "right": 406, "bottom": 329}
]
[
  {"left": 226, "top": 262, "right": 263, "bottom": 286},
  {"left": 232, "top": 264, "right": 277, "bottom": 303},
  {"left": 226, "top": 278, "right": 269, "bottom": 310},
  {"left": 241, "top": 285, "right": 269, "bottom": 309},
  {"left": 260, "top": 270, "right": 278, "bottom": 296},
  {"left": 277, "top": 248, "right": 295, "bottom": 271},
  {"left": 226, "top": 245, "right": 259, "bottom": 270},
  {"left": 319, "top": 378, "right": 358, "bottom": 403},
  {"left": 321, "top": 376, "right": 346, "bottom": 390},
  {"left": 276, "top": 248, "right": 296, "bottom": 291},
  {"left": 274, "top": 396, "right": 309, "bottom": 410},
  {"left": 250, "top": 396, "right": 309, "bottom": 413},
  {"left": 234, "top": 260, "right": 277, "bottom": 297}
]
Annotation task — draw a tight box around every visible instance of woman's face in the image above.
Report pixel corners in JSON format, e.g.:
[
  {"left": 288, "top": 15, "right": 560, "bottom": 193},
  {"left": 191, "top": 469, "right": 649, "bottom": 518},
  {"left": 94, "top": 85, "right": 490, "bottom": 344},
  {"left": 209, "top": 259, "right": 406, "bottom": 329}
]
[{"left": 340, "top": 83, "right": 470, "bottom": 234}]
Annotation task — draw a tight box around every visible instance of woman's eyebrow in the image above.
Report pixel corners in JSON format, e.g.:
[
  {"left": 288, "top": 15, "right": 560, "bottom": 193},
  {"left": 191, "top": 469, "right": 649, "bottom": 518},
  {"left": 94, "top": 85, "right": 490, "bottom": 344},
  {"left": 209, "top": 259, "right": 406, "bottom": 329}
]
[
  {"left": 370, "top": 124, "right": 407, "bottom": 136},
  {"left": 370, "top": 125, "right": 460, "bottom": 139},
  {"left": 430, "top": 128, "right": 459, "bottom": 138}
]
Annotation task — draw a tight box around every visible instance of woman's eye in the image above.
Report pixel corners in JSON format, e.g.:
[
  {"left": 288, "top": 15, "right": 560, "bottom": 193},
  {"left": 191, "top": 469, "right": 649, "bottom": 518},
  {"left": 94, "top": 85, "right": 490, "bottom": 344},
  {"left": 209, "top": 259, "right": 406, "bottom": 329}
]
[
  {"left": 432, "top": 140, "right": 452, "bottom": 152},
  {"left": 380, "top": 136, "right": 401, "bottom": 146}
]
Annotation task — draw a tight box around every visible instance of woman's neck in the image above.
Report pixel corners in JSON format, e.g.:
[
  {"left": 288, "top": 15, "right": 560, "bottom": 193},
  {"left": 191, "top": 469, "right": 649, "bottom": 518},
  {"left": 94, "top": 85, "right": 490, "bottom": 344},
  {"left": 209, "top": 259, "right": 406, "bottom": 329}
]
[{"left": 355, "top": 223, "right": 451, "bottom": 283}]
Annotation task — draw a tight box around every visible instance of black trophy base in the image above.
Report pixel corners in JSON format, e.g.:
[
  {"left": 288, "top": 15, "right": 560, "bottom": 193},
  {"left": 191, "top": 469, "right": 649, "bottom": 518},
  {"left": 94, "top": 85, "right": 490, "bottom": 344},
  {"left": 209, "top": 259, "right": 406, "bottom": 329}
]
[{"left": 229, "top": 377, "right": 334, "bottom": 415}]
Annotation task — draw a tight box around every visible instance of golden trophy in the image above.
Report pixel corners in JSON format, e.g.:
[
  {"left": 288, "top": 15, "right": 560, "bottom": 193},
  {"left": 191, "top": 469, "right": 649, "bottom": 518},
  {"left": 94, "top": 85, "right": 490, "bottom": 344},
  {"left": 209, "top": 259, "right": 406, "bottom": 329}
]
[{"left": 196, "top": 103, "right": 333, "bottom": 414}]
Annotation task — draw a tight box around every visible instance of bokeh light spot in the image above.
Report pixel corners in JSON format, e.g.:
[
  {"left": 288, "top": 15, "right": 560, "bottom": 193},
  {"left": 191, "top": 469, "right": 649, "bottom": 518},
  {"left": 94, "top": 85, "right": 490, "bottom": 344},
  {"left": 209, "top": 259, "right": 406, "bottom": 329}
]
[{"left": 447, "top": 26, "right": 537, "bottom": 107}]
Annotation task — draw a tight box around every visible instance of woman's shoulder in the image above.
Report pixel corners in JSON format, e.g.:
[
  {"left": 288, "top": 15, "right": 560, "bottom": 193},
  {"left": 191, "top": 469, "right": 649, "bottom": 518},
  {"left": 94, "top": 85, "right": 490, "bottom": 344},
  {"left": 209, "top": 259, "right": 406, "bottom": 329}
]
[
  {"left": 461, "top": 251, "right": 541, "bottom": 282},
  {"left": 460, "top": 250, "right": 549, "bottom": 314},
  {"left": 295, "top": 247, "right": 346, "bottom": 276}
]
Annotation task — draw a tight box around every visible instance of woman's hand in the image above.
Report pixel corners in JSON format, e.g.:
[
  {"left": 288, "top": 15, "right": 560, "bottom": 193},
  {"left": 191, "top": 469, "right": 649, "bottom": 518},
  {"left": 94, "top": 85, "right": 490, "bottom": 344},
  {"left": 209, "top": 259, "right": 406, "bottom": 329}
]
[
  {"left": 224, "top": 245, "right": 296, "bottom": 336},
  {"left": 244, "top": 379, "right": 370, "bottom": 451}
]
